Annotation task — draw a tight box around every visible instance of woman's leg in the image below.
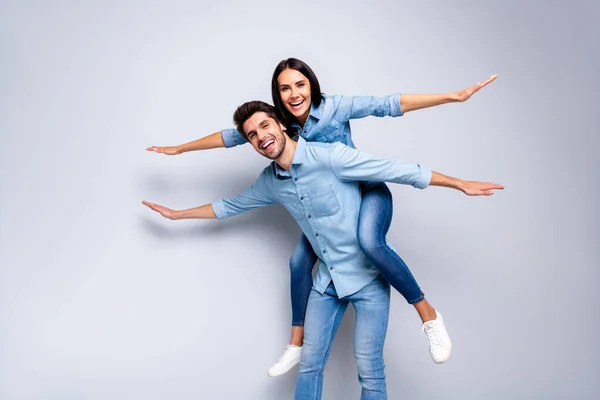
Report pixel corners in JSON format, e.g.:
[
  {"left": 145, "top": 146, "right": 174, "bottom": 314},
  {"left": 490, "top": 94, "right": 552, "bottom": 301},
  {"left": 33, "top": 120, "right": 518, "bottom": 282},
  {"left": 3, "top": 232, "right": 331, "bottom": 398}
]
[
  {"left": 268, "top": 233, "right": 318, "bottom": 377},
  {"left": 357, "top": 182, "right": 451, "bottom": 363},
  {"left": 289, "top": 233, "right": 318, "bottom": 341}
]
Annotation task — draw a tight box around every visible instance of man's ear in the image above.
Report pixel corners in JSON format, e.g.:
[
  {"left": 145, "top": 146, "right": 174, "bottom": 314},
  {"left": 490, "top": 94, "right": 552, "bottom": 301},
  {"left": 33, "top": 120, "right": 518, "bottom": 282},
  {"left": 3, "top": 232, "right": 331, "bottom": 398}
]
[{"left": 279, "top": 122, "right": 286, "bottom": 133}]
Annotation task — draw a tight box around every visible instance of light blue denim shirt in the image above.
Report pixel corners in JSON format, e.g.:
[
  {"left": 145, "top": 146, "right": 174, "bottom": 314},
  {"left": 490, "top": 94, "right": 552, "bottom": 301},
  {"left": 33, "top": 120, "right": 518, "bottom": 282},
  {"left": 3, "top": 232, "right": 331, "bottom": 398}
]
[
  {"left": 211, "top": 137, "right": 430, "bottom": 298},
  {"left": 221, "top": 93, "right": 402, "bottom": 149}
]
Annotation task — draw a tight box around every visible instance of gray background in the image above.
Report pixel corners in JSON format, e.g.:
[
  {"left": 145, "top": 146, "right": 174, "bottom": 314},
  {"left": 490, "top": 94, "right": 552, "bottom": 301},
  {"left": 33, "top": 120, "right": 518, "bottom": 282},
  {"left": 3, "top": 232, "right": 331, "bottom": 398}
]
[{"left": 1, "top": 0, "right": 598, "bottom": 399}]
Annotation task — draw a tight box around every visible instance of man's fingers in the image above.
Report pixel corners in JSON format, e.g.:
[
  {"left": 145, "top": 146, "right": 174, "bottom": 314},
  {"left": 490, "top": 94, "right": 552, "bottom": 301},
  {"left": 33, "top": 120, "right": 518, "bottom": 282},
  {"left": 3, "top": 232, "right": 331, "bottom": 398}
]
[
  {"left": 482, "top": 182, "right": 504, "bottom": 190},
  {"left": 472, "top": 182, "right": 504, "bottom": 191},
  {"left": 480, "top": 74, "right": 498, "bottom": 88}
]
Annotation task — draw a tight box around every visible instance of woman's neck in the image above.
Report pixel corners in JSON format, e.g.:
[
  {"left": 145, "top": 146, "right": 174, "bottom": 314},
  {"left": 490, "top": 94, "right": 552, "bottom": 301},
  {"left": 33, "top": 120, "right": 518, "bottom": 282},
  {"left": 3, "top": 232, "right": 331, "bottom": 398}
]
[{"left": 297, "top": 109, "right": 310, "bottom": 128}]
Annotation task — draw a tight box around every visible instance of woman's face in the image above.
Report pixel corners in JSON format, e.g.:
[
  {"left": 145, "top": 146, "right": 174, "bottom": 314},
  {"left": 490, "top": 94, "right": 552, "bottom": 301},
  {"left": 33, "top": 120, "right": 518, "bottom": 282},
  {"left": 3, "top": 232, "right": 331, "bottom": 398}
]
[{"left": 277, "top": 68, "right": 312, "bottom": 123}]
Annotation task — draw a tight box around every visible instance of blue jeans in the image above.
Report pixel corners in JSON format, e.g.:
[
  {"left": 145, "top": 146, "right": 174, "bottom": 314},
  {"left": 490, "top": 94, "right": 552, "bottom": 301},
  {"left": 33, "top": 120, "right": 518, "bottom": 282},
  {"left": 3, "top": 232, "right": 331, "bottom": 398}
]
[
  {"left": 289, "top": 182, "right": 423, "bottom": 326},
  {"left": 294, "top": 275, "right": 390, "bottom": 400}
]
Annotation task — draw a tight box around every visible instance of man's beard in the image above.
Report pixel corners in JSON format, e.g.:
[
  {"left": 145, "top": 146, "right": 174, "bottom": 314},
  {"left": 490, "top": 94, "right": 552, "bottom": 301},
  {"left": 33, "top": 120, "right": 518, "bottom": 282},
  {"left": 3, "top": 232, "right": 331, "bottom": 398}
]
[{"left": 263, "top": 133, "right": 286, "bottom": 160}]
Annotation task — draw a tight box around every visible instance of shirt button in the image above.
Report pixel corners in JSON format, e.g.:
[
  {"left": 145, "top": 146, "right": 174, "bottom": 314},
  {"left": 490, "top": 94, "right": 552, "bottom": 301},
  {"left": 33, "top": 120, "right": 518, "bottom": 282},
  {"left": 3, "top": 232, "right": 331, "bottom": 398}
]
[
  {"left": 323, "top": 250, "right": 327, "bottom": 253},
  {"left": 329, "top": 267, "right": 333, "bottom": 270},
  {"left": 308, "top": 215, "right": 311, "bottom": 219},
  {"left": 300, "top": 197, "right": 304, "bottom": 200},
  {"left": 294, "top": 178, "right": 298, "bottom": 181},
  {"left": 315, "top": 233, "right": 319, "bottom": 237}
]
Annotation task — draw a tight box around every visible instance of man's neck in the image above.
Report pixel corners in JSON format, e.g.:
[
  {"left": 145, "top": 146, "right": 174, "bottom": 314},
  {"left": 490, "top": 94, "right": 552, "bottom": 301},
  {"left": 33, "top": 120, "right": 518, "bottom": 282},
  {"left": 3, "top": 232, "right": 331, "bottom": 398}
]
[{"left": 275, "top": 138, "right": 297, "bottom": 171}]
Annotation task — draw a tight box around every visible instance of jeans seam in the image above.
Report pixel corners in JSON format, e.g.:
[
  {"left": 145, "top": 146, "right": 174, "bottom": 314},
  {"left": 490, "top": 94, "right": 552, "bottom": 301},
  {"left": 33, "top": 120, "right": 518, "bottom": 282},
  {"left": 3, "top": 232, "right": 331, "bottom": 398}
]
[
  {"left": 311, "top": 299, "right": 344, "bottom": 400},
  {"left": 376, "top": 284, "right": 389, "bottom": 382}
]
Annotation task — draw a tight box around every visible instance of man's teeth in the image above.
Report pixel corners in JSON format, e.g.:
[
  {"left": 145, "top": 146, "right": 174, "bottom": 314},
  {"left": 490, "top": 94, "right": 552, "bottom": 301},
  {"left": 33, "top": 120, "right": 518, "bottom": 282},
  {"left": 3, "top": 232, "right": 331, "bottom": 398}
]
[{"left": 261, "top": 140, "right": 274, "bottom": 149}]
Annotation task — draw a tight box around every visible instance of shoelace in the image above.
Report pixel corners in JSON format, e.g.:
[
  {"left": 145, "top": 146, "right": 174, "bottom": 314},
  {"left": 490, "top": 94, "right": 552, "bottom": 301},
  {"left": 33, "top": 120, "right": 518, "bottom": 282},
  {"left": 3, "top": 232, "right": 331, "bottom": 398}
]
[
  {"left": 276, "top": 346, "right": 295, "bottom": 364},
  {"left": 421, "top": 322, "right": 443, "bottom": 347}
]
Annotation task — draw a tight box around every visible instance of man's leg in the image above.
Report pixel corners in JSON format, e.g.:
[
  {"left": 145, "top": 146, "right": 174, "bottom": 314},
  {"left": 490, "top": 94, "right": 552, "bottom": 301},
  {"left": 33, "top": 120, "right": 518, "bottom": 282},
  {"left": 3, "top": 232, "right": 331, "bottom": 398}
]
[
  {"left": 295, "top": 282, "right": 348, "bottom": 400},
  {"left": 350, "top": 274, "right": 390, "bottom": 400}
]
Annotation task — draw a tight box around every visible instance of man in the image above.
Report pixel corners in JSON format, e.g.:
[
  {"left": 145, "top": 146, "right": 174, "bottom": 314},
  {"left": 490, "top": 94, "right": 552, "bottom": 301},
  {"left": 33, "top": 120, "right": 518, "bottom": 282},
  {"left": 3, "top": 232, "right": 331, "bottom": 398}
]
[{"left": 143, "top": 101, "right": 503, "bottom": 399}]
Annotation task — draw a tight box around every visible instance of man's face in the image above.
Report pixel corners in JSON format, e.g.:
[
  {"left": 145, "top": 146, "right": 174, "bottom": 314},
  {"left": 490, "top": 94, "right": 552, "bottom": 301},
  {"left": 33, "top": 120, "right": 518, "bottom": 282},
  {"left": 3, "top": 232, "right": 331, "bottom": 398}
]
[{"left": 242, "top": 112, "right": 287, "bottom": 160}]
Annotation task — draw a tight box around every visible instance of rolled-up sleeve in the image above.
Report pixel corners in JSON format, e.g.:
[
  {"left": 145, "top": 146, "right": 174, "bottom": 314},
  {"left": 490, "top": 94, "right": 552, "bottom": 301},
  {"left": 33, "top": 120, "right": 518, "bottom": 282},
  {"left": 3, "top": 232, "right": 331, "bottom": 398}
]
[
  {"left": 337, "top": 94, "right": 403, "bottom": 120},
  {"left": 221, "top": 128, "right": 248, "bottom": 148},
  {"left": 211, "top": 177, "right": 275, "bottom": 220},
  {"left": 329, "top": 143, "right": 431, "bottom": 189}
]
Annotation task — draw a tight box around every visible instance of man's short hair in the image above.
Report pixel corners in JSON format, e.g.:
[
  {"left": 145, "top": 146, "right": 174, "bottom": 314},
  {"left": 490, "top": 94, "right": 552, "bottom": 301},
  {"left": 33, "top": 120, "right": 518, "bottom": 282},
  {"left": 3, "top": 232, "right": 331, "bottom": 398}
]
[{"left": 233, "top": 101, "right": 282, "bottom": 140}]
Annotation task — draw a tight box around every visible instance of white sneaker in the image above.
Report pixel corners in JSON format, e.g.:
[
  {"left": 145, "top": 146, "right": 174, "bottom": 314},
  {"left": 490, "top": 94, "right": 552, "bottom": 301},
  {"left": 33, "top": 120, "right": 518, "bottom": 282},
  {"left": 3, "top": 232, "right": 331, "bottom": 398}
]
[
  {"left": 421, "top": 310, "right": 452, "bottom": 364},
  {"left": 267, "top": 345, "right": 302, "bottom": 377}
]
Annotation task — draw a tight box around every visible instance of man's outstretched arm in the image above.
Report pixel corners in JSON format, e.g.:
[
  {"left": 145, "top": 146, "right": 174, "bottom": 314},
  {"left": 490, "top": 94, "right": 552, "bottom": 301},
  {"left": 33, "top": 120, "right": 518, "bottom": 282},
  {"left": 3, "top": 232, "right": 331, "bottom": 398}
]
[
  {"left": 429, "top": 172, "right": 504, "bottom": 196},
  {"left": 329, "top": 143, "right": 503, "bottom": 196},
  {"left": 143, "top": 176, "right": 276, "bottom": 221},
  {"left": 142, "top": 201, "right": 217, "bottom": 220}
]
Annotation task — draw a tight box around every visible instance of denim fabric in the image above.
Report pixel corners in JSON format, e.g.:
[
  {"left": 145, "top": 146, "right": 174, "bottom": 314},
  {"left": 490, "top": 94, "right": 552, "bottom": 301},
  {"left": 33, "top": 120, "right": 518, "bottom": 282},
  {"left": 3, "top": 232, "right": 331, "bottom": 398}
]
[
  {"left": 295, "top": 275, "right": 390, "bottom": 400},
  {"left": 221, "top": 93, "right": 402, "bottom": 149},
  {"left": 212, "top": 137, "right": 430, "bottom": 298}
]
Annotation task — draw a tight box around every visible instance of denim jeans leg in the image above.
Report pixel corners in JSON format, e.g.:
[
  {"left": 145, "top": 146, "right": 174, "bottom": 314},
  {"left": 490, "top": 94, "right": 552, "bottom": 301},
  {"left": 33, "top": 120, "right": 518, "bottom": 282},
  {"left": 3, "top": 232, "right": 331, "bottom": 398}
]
[
  {"left": 349, "top": 275, "right": 390, "bottom": 400},
  {"left": 295, "top": 283, "right": 348, "bottom": 400},
  {"left": 289, "top": 234, "right": 319, "bottom": 326}
]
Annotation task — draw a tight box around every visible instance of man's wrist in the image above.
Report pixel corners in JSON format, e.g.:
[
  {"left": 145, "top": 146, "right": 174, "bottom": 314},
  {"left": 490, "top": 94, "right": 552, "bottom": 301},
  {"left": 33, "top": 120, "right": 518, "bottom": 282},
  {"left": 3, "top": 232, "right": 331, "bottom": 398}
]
[
  {"left": 454, "top": 178, "right": 466, "bottom": 192},
  {"left": 449, "top": 92, "right": 461, "bottom": 102}
]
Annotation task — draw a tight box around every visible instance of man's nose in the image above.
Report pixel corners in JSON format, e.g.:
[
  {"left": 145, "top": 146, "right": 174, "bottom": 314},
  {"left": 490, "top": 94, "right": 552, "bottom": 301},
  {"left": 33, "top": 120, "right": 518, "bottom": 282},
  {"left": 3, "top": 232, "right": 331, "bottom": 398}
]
[{"left": 257, "top": 130, "right": 268, "bottom": 140}]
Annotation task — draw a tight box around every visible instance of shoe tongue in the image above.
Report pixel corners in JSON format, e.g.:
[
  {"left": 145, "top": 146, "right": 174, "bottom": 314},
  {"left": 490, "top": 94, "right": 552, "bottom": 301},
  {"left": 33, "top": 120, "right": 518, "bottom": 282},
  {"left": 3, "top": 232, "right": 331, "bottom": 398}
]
[{"left": 423, "top": 320, "right": 436, "bottom": 329}]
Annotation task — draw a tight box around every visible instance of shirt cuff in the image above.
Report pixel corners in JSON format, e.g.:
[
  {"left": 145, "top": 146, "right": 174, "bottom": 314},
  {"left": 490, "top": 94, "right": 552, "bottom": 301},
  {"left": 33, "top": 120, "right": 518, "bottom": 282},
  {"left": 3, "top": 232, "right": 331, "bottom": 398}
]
[
  {"left": 211, "top": 199, "right": 229, "bottom": 220},
  {"left": 391, "top": 93, "right": 404, "bottom": 117},
  {"left": 413, "top": 164, "right": 432, "bottom": 189},
  {"left": 221, "top": 128, "right": 246, "bottom": 148}
]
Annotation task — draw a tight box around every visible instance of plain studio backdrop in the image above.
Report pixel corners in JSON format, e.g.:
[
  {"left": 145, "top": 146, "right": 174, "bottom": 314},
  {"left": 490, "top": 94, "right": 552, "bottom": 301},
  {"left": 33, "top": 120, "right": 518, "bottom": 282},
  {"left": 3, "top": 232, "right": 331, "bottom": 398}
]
[{"left": 1, "top": 0, "right": 598, "bottom": 399}]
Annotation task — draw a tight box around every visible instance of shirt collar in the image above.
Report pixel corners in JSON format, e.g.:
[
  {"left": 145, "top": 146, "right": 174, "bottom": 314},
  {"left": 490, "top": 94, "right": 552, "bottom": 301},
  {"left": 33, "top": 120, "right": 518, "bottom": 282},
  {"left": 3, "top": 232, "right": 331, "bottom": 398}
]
[{"left": 273, "top": 136, "right": 307, "bottom": 178}]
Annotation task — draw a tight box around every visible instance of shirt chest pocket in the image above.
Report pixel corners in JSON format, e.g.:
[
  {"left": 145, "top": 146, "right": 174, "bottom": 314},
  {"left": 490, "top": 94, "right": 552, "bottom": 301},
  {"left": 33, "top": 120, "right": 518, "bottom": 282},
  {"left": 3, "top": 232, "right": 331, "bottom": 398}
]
[{"left": 309, "top": 185, "right": 341, "bottom": 218}]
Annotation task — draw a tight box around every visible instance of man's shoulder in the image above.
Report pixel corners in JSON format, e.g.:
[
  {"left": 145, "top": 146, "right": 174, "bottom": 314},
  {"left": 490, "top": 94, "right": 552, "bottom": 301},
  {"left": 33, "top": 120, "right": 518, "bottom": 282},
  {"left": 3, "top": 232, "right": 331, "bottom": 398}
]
[
  {"left": 303, "top": 141, "right": 347, "bottom": 159},
  {"left": 255, "top": 162, "right": 276, "bottom": 180},
  {"left": 304, "top": 141, "right": 346, "bottom": 151}
]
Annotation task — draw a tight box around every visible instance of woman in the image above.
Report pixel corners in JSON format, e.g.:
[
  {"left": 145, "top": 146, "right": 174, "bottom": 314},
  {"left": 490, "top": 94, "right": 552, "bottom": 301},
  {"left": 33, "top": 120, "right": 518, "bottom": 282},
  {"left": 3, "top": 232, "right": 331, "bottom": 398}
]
[{"left": 148, "top": 58, "right": 497, "bottom": 376}]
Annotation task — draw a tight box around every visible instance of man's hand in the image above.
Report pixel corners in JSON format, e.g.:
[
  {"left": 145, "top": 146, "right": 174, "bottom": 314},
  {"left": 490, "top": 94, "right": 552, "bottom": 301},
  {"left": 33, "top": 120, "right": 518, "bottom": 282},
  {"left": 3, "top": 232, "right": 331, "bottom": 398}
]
[
  {"left": 459, "top": 181, "right": 504, "bottom": 196},
  {"left": 146, "top": 145, "right": 181, "bottom": 155},
  {"left": 454, "top": 74, "right": 498, "bottom": 102},
  {"left": 142, "top": 201, "right": 180, "bottom": 219}
]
